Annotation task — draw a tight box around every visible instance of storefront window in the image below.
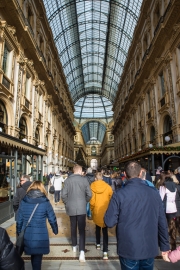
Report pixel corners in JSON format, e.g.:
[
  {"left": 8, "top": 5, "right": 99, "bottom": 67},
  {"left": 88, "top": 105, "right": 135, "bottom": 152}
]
[{"left": 0, "top": 156, "right": 17, "bottom": 203}]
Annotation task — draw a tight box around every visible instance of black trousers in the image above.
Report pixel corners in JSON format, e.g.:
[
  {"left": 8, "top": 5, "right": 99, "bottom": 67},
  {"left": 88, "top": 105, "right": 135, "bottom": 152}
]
[
  {"left": 70, "top": 214, "right": 86, "bottom": 251},
  {"left": 31, "top": 254, "right": 43, "bottom": 270},
  {"left": 96, "top": 225, "right": 108, "bottom": 252}
]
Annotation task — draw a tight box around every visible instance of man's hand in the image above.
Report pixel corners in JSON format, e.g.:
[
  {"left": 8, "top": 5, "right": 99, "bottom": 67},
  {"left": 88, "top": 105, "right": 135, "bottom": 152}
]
[{"left": 162, "top": 251, "right": 170, "bottom": 262}]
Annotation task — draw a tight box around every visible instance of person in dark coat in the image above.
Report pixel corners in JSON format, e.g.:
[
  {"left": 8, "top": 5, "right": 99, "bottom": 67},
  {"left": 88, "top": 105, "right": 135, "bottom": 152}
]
[
  {"left": 101, "top": 169, "right": 112, "bottom": 186},
  {"left": 17, "top": 180, "right": 58, "bottom": 270},
  {"left": 43, "top": 173, "right": 50, "bottom": 193},
  {"left": 111, "top": 172, "right": 122, "bottom": 191},
  {"left": 0, "top": 227, "right": 24, "bottom": 270},
  {"left": 85, "top": 167, "right": 95, "bottom": 185},
  {"left": 175, "top": 183, "right": 180, "bottom": 236},
  {"left": 176, "top": 167, "right": 180, "bottom": 183},
  {"left": 146, "top": 171, "right": 152, "bottom": 182},
  {"left": 85, "top": 167, "right": 95, "bottom": 219},
  {"left": 13, "top": 174, "right": 32, "bottom": 221},
  {"left": 104, "top": 161, "right": 170, "bottom": 270}
]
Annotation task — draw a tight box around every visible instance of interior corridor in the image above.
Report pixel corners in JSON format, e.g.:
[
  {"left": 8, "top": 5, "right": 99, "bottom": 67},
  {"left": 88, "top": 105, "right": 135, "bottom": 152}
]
[{"left": 1, "top": 194, "right": 180, "bottom": 270}]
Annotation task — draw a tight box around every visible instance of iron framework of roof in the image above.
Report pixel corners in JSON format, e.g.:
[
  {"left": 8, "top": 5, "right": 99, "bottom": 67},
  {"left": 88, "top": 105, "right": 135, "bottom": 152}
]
[
  {"left": 43, "top": 0, "right": 143, "bottom": 141},
  {"left": 81, "top": 121, "right": 106, "bottom": 144}
]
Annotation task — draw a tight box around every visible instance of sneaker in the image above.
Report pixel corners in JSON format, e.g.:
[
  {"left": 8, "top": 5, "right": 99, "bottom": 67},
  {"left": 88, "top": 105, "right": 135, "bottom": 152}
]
[
  {"left": 96, "top": 244, "right": 101, "bottom": 250},
  {"left": 72, "top": 246, "right": 77, "bottom": 253},
  {"left": 79, "top": 251, "right": 86, "bottom": 262},
  {"left": 103, "top": 252, "right": 108, "bottom": 260}
]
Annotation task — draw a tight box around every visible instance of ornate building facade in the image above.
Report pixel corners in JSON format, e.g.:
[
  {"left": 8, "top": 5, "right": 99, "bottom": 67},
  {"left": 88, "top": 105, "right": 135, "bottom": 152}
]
[
  {"left": 0, "top": 0, "right": 75, "bottom": 221},
  {"left": 113, "top": 0, "right": 180, "bottom": 172}
]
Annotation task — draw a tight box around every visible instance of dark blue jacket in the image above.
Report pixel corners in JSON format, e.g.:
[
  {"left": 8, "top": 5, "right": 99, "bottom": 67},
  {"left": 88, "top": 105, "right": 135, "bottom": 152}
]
[
  {"left": 103, "top": 175, "right": 112, "bottom": 186},
  {"left": 104, "top": 178, "right": 170, "bottom": 260},
  {"left": 17, "top": 190, "right": 58, "bottom": 255}
]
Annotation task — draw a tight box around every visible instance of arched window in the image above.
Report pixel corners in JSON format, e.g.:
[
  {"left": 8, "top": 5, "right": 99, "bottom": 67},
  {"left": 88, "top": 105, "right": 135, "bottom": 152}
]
[
  {"left": 129, "top": 142, "right": 132, "bottom": 154},
  {"left": 134, "top": 138, "right": 137, "bottom": 152},
  {"left": 150, "top": 126, "right": 156, "bottom": 143},
  {"left": 154, "top": 3, "right": 161, "bottom": 28},
  {"left": 52, "top": 140, "right": 55, "bottom": 153},
  {"left": 143, "top": 34, "right": 148, "bottom": 53},
  {"left": 45, "top": 135, "right": 48, "bottom": 151},
  {"left": 163, "top": 115, "right": 172, "bottom": 144},
  {"left": 35, "top": 127, "right": 40, "bottom": 146},
  {"left": 19, "top": 117, "right": 27, "bottom": 140},
  {"left": 27, "top": 6, "right": 34, "bottom": 29},
  {"left": 163, "top": 115, "right": 172, "bottom": 133},
  {"left": 0, "top": 100, "right": 8, "bottom": 133},
  {"left": 91, "top": 146, "right": 96, "bottom": 156},
  {"left": 39, "top": 36, "right": 44, "bottom": 53},
  {"left": 141, "top": 133, "right": 145, "bottom": 149}
]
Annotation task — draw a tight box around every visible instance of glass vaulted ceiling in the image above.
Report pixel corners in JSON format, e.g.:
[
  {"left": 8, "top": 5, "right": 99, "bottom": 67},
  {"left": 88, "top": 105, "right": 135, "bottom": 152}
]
[
  {"left": 74, "top": 94, "right": 113, "bottom": 123},
  {"left": 43, "top": 0, "right": 143, "bottom": 140},
  {"left": 81, "top": 121, "right": 106, "bottom": 144}
]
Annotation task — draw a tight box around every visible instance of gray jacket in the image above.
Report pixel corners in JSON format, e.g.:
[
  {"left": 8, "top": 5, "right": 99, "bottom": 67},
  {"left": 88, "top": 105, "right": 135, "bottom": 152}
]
[{"left": 61, "top": 174, "right": 92, "bottom": 216}]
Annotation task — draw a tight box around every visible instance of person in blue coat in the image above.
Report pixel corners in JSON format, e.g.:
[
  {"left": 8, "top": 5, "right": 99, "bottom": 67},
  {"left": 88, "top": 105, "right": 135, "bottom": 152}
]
[
  {"left": 104, "top": 161, "right": 170, "bottom": 270},
  {"left": 17, "top": 180, "right": 58, "bottom": 270}
]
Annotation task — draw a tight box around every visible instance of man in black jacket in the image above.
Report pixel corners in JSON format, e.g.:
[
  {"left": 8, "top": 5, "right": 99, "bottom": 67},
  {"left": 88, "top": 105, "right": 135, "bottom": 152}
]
[
  {"left": 0, "top": 227, "right": 24, "bottom": 270},
  {"left": 104, "top": 161, "right": 170, "bottom": 270},
  {"left": 13, "top": 174, "right": 32, "bottom": 221}
]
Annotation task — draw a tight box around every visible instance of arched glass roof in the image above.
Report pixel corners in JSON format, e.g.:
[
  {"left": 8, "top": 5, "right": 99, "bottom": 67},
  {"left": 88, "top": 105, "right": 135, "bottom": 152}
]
[
  {"left": 81, "top": 121, "right": 106, "bottom": 143},
  {"left": 43, "top": 0, "right": 143, "bottom": 141},
  {"left": 43, "top": 0, "right": 143, "bottom": 103},
  {"left": 74, "top": 94, "right": 113, "bottom": 122}
]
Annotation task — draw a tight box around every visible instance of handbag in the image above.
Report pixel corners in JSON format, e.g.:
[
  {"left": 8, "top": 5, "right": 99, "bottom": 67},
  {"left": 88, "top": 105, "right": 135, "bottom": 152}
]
[
  {"left": 16, "top": 203, "right": 39, "bottom": 256},
  {"left": 49, "top": 177, "right": 55, "bottom": 194}
]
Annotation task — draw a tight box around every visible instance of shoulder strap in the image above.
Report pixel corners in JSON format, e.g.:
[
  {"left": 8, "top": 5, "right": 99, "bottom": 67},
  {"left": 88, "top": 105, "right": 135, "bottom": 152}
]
[{"left": 26, "top": 203, "right": 39, "bottom": 228}]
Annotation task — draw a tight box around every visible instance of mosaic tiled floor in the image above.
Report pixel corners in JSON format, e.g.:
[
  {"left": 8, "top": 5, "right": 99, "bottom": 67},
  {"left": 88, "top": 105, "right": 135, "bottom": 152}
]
[
  {"left": 6, "top": 198, "right": 116, "bottom": 239},
  {"left": 5, "top": 196, "right": 180, "bottom": 263},
  {"left": 3, "top": 196, "right": 180, "bottom": 269},
  {"left": 22, "top": 243, "right": 118, "bottom": 261}
]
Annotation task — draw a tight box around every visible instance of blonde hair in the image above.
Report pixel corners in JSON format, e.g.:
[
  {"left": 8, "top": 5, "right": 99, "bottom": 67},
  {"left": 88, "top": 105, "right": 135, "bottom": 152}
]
[
  {"left": 27, "top": 180, "right": 47, "bottom": 196},
  {"left": 95, "top": 172, "right": 103, "bottom": 180},
  {"left": 111, "top": 172, "right": 117, "bottom": 178},
  {"left": 73, "top": 164, "right": 82, "bottom": 173}
]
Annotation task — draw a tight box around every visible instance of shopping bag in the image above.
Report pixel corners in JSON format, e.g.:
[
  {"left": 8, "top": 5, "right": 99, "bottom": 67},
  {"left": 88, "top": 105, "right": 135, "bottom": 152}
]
[
  {"left": 16, "top": 230, "right": 25, "bottom": 256},
  {"left": 49, "top": 185, "right": 55, "bottom": 194}
]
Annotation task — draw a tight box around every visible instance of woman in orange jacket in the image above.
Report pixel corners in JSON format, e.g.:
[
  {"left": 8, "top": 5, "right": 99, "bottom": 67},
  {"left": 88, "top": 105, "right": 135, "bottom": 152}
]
[{"left": 90, "top": 172, "right": 113, "bottom": 260}]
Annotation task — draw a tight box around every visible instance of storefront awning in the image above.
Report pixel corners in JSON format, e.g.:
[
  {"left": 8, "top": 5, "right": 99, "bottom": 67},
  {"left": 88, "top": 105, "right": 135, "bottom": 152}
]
[
  {"left": 118, "top": 146, "right": 180, "bottom": 164},
  {"left": 0, "top": 133, "right": 46, "bottom": 155}
]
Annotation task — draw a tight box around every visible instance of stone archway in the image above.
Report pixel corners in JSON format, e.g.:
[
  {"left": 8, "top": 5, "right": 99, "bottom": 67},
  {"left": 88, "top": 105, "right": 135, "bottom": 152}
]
[{"left": 0, "top": 94, "right": 14, "bottom": 132}]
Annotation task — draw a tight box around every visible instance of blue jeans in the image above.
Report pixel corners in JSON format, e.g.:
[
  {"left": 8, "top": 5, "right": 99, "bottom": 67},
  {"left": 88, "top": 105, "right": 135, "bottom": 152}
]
[
  {"left": 86, "top": 202, "right": 91, "bottom": 217},
  {"left": 54, "top": 190, "right": 60, "bottom": 202},
  {"left": 31, "top": 254, "right": 43, "bottom": 270},
  {"left": 119, "top": 257, "right": 154, "bottom": 270}
]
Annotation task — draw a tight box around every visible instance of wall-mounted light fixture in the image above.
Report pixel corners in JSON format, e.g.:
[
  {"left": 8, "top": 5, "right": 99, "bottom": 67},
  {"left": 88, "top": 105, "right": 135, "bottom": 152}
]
[
  {"left": 165, "top": 136, "right": 170, "bottom": 142},
  {"left": 149, "top": 143, "right": 153, "bottom": 148}
]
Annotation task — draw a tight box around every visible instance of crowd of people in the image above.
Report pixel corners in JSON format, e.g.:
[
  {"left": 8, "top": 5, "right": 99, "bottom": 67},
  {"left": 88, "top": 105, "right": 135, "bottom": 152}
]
[{"left": 1, "top": 163, "right": 180, "bottom": 269}]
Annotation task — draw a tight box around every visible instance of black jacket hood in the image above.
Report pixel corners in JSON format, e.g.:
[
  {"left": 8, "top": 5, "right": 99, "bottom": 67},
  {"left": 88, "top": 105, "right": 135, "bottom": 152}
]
[
  {"left": 165, "top": 181, "right": 176, "bottom": 192},
  {"left": 21, "top": 180, "right": 32, "bottom": 191}
]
